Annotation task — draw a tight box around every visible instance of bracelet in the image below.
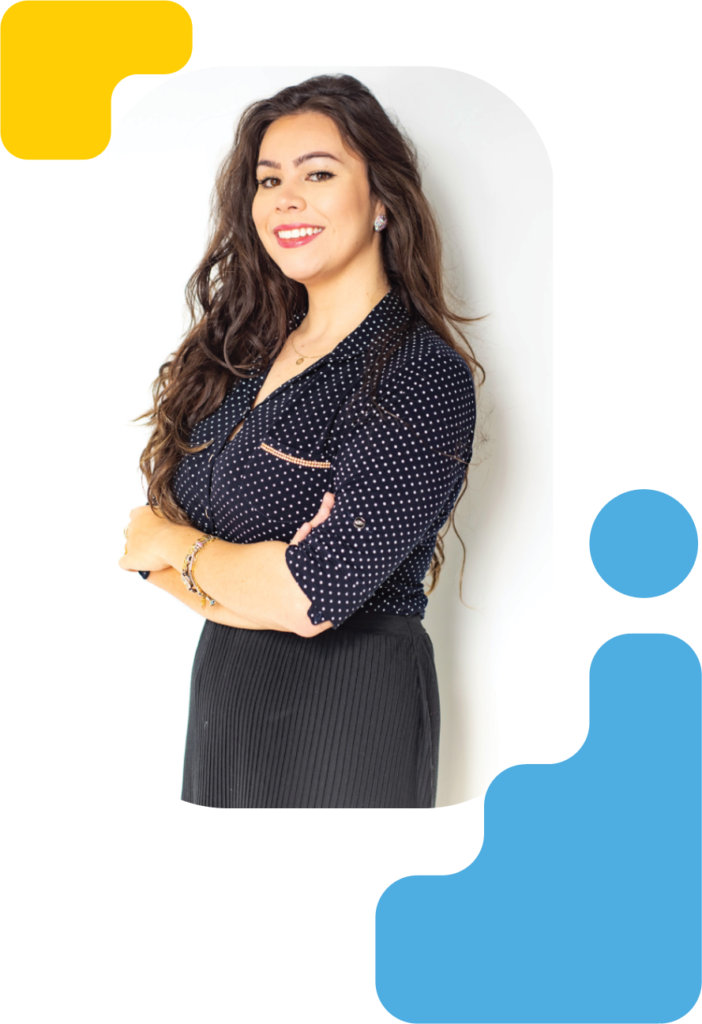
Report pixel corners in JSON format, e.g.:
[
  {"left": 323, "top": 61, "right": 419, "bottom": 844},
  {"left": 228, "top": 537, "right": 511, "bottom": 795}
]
[{"left": 181, "top": 534, "right": 217, "bottom": 607}]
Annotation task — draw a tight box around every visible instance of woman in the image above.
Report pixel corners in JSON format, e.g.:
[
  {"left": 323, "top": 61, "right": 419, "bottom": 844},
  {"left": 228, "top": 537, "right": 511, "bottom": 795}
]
[{"left": 119, "top": 74, "right": 482, "bottom": 809}]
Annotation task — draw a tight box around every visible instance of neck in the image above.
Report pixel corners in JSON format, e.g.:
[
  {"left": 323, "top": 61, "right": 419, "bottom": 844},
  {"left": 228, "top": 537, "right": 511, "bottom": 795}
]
[{"left": 294, "top": 260, "right": 391, "bottom": 351}]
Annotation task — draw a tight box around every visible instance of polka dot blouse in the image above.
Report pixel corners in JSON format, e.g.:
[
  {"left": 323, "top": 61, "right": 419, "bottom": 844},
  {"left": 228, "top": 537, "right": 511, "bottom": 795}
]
[{"left": 171, "top": 288, "right": 476, "bottom": 629}]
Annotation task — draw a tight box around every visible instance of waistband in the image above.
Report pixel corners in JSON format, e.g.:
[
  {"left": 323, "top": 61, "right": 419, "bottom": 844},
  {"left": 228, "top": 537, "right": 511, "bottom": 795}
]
[{"left": 335, "top": 609, "right": 427, "bottom": 636}]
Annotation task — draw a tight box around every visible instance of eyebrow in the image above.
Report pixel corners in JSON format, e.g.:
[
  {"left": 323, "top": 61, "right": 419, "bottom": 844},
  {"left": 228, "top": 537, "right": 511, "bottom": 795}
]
[{"left": 256, "top": 152, "right": 342, "bottom": 170}]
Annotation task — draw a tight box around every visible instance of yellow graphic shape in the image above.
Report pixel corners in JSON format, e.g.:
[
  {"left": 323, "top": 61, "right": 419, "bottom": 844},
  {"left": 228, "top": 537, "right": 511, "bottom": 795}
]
[{"left": 1, "top": 1, "right": 192, "bottom": 159}]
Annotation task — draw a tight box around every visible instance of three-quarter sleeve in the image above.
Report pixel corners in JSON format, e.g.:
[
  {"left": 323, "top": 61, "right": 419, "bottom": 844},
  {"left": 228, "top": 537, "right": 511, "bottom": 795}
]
[{"left": 284, "top": 346, "right": 476, "bottom": 628}]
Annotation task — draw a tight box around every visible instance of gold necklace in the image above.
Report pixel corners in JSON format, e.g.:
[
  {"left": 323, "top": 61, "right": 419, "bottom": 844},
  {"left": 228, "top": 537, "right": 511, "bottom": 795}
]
[{"left": 289, "top": 334, "right": 328, "bottom": 366}]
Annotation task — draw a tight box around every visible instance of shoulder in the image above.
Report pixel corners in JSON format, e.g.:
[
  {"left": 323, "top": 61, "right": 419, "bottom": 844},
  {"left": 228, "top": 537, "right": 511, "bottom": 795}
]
[{"left": 378, "top": 317, "right": 476, "bottom": 415}]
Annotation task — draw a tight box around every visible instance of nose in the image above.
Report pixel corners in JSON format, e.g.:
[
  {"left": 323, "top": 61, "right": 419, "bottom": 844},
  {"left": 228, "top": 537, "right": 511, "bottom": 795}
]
[{"left": 275, "top": 184, "right": 306, "bottom": 213}]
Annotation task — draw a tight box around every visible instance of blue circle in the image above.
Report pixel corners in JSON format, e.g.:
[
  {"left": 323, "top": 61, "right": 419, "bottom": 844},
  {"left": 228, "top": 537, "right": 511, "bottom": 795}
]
[{"left": 590, "top": 489, "right": 697, "bottom": 597}]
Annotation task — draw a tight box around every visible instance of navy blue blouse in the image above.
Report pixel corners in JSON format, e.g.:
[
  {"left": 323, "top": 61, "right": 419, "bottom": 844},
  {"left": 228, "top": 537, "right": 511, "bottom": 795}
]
[{"left": 171, "top": 289, "right": 476, "bottom": 629}]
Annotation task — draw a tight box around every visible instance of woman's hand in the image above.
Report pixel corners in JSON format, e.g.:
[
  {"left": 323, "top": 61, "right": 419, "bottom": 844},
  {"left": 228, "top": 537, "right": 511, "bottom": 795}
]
[
  {"left": 289, "top": 492, "right": 335, "bottom": 546},
  {"left": 119, "top": 506, "right": 175, "bottom": 573}
]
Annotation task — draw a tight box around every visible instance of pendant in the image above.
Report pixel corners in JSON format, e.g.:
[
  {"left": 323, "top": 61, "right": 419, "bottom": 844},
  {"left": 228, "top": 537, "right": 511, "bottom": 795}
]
[{"left": 296, "top": 357, "right": 304, "bottom": 365}]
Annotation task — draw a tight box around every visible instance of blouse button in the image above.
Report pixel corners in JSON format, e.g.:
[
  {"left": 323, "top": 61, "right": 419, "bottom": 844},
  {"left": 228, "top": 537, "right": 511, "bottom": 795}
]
[{"left": 353, "top": 516, "right": 366, "bottom": 531}]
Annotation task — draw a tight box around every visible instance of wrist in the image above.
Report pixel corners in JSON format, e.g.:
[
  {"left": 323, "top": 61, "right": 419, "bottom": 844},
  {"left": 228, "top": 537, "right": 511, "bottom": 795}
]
[{"left": 159, "top": 522, "right": 203, "bottom": 571}]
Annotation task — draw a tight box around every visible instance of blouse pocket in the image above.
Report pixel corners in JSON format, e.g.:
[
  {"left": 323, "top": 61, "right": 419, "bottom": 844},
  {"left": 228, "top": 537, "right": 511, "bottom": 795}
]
[
  {"left": 259, "top": 442, "right": 331, "bottom": 470},
  {"left": 233, "top": 439, "right": 335, "bottom": 538}
]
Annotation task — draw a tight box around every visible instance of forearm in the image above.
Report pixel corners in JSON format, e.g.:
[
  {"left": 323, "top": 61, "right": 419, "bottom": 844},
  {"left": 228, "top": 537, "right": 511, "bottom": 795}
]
[
  {"left": 156, "top": 524, "right": 331, "bottom": 637},
  {"left": 146, "top": 567, "right": 282, "bottom": 630}
]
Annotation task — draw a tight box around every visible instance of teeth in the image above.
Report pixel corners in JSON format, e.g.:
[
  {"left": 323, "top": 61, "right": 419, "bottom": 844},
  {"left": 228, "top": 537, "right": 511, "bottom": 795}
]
[{"left": 278, "top": 227, "right": 323, "bottom": 239}]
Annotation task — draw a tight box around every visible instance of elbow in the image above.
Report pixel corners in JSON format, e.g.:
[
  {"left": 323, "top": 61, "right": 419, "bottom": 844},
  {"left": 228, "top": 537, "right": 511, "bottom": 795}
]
[
  {"left": 284, "top": 572, "right": 333, "bottom": 637},
  {"left": 291, "top": 611, "right": 333, "bottom": 638},
  {"left": 287, "top": 594, "right": 333, "bottom": 638}
]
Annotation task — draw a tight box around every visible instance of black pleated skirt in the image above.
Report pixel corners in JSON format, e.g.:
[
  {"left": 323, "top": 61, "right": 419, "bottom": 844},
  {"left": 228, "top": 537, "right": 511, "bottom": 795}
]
[{"left": 180, "top": 609, "right": 440, "bottom": 809}]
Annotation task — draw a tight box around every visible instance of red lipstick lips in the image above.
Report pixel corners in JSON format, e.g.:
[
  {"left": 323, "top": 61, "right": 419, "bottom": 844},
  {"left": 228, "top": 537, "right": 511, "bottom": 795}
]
[{"left": 274, "top": 223, "right": 325, "bottom": 249}]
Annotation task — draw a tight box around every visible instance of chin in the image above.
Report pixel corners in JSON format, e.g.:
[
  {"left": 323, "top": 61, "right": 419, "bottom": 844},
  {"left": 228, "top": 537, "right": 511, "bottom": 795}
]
[{"left": 273, "top": 255, "right": 329, "bottom": 286}]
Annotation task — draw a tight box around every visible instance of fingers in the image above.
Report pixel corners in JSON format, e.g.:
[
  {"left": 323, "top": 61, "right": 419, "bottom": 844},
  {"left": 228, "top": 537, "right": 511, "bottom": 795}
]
[
  {"left": 290, "top": 521, "right": 312, "bottom": 546},
  {"left": 308, "top": 492, "right": 335, "bottom": 528},
  {"left": 289, "top": 493, "right": 335, "bottom": 547}
]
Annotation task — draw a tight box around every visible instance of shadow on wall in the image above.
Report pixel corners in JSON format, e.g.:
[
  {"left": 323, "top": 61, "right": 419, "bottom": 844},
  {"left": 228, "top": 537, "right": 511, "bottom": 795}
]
[{"left": 426, "top": 380, "right": 501, "bottom": 809}]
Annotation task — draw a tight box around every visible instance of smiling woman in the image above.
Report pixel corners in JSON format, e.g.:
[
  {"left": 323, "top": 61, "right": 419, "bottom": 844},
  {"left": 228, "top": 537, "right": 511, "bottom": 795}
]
[
  {"left": 120, "top": 74, "right": 483, "bottom": 809},
  {"left": 252, "top": 113, "right": 387, "bottom": 291}
]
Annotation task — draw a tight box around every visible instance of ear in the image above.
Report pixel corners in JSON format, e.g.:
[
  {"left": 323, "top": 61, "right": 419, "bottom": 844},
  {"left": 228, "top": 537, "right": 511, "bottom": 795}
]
[{"left": 373, "top": 198, "right": 386, "bottom": 220}]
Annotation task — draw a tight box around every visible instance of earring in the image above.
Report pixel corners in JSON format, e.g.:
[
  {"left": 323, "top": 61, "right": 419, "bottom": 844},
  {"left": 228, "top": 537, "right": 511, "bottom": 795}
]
[{"left": 373, "top": 214, "right": 388, "bottom": 232}]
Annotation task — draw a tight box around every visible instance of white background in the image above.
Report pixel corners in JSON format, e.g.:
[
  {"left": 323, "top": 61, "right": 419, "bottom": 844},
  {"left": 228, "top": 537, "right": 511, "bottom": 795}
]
[{"left": 1, "top": 3, "right": 700, "bottom": 1023}]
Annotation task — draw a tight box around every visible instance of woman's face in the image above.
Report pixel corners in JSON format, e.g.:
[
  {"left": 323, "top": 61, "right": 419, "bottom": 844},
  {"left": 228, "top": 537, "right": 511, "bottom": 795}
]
[{"left": 251, "top": 111, "right": 385, "bottom": 288}]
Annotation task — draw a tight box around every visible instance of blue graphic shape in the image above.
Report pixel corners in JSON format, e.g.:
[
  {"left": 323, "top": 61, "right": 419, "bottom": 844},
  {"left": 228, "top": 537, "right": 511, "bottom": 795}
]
[
  {"left": 590, "top": 490, "right": 697, "bottom": 597},
  {"left": 376, "top": 634, "right": 701, "bottom": 1022}
]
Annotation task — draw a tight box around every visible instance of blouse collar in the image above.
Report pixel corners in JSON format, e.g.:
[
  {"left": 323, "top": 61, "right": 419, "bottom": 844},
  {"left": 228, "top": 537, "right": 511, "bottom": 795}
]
[
  {"left": 250, "top": 287, "right": 407, "bottom": 376},
  {"left": 323, "top": 287, "right": 407, "bottom": 364}
]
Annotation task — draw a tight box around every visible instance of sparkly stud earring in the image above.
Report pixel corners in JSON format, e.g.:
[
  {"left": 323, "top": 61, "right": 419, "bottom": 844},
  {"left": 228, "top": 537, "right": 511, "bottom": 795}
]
[{"left": 373, "top": 214, "right": 388, "bottom": 232}]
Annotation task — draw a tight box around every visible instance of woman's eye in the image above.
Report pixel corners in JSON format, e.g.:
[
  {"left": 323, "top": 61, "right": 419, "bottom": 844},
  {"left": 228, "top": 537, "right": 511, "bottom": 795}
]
[{"left": 256, "top": 171, "right": 335, "bottom": 189}]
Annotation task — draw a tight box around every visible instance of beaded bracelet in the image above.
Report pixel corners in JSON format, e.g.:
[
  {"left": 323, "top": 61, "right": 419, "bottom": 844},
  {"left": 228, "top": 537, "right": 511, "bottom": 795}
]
[{"left": 181, "top": 534, "right": 217, "bottom": 607}]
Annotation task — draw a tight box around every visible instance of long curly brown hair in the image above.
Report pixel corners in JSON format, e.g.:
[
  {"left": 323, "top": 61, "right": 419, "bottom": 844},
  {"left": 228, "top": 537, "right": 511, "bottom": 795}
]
[{"left": 138, "top": 73, "right": 485, "bottom": 598}]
